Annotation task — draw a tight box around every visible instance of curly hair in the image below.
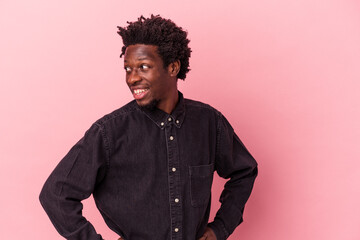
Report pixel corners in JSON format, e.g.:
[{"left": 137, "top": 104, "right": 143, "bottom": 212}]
[{"left": 117, "top": 15, "right": 191, "bottom": 80}]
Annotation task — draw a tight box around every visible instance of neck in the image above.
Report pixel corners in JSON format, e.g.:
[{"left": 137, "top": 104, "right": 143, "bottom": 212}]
[{"left": 158, "top": 88, "right": 179, "bottom": 114}]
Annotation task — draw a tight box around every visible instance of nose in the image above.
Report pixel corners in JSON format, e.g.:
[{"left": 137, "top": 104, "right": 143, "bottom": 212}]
[{"left": 127, "top": 68, "right": 141, "bottom": 86}]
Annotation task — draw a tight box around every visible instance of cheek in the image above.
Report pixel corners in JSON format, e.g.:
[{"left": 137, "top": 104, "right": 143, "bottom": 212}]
[{"left": 146, "top": 72, "right": 159, "bottom": 84}]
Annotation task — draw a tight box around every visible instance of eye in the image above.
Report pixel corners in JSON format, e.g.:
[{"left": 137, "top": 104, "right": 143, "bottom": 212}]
[
  {"left": 124, "top": 66, "right": 132, "bottom": 72},
  {"left": 140, "top": 64, "right": 150, "bottom": 70}
]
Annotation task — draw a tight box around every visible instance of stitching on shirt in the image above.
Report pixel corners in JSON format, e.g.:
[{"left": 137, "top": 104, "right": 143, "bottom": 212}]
[
  {"left": 218, "top": 219, "right": 230, "bottom": 239},
  {"left": 58, "top": 146, "right": 82, "bottom": 197},
  {"left": 62, "top": 221, "right": 94, "bottom": 238},
  {"left": 56, "top": 142, "right": 82, "bottom": 231},
  {"left": 95, "top": 101, "right": 140, "bottom": 125},
  {"left": 96, "top": 123, "right": 111, "bottom": 172},
  {"left": 215, "top": 112, "right": 223, "bottom": 174}
]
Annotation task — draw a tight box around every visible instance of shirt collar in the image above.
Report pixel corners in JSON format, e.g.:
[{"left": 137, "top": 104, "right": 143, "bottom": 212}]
[{"left": 137, "top": 91, "right": 186, "bottom": 129}]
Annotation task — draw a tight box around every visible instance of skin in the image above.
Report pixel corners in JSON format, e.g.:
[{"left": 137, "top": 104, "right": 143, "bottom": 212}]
[
  {"left": 198, "top": 227, "right": 217, "bottom": 240},
  {"left": 119, "top": 44, "right": 217, "bottom": 240},
  {"left": 124, "top": 44, "right": 180, "bottom": 114}
]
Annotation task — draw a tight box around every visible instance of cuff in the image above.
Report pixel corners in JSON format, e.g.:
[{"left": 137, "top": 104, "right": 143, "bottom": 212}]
[{"left": 208, "top": 219, "right": 229, "bottom": 240}]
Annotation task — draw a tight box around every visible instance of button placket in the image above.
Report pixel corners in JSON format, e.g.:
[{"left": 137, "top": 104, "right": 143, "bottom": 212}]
[{"left": 165, "top": 122, "right": 183, "bottom": 240}]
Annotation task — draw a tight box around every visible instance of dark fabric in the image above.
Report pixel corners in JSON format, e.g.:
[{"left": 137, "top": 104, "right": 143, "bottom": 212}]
[{"left": 39, "top": 92, "right": 258, "bottom": 240}]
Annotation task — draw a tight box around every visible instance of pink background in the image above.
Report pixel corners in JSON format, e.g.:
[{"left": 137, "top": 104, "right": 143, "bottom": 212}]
[{"left": 1, "top": 0, "right": 359, "bottom": 239}]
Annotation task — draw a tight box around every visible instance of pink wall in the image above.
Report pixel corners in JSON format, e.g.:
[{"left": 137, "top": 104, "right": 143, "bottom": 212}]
[{"left": 1, "top": 0, "right": 359, "bottom": 239}]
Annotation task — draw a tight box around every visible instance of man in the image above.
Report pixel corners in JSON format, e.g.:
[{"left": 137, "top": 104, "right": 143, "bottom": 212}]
[{"left": 39, "top": 15, "right": 258, "bottom": 240}]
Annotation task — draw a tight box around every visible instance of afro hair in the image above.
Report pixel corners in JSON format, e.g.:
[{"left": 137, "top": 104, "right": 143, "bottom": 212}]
[{"left": 117, "top": 15, "right": 191, "bottom": 80}]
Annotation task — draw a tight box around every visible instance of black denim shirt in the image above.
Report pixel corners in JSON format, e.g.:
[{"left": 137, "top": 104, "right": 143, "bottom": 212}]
[{"left": 39, "top": 92, "right": 257, "bottom": 240}]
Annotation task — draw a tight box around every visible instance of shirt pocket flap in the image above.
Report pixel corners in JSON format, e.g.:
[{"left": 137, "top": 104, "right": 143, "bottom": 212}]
[{"left": 189, "top": 163, "right": 214, "bottom": 177}]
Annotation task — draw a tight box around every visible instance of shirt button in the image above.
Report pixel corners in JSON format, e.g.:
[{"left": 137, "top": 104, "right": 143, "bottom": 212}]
[
  {"left": 174, "top": 228, "right": 179, "bottom": 232},
  {"left": 168, "top": 117, "right": 172, "bottom": 122},
  {"left": 176, "top": 120, "right": 180, "bottom": 124},
  {"left": 172, "top": 167, "right": 176, "bottom": 172},
  {"left": 160, "top": 122, "right": 164, "bottom": 126},
  {"left": 169, "top": 136, "right": 174, "bottom": 141},
  {"left": 175, "top": 198, "right": 179, "bottom": 203}
]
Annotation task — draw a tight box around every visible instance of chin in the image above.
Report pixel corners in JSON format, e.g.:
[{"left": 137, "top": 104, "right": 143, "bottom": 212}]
[{"left": 137, "top": 99, "right": 159, "bottom": 111}]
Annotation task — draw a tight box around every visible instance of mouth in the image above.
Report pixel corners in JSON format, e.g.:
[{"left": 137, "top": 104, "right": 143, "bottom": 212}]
[{"left": 132, "top": 88, "right": 149, "bottom": 100}]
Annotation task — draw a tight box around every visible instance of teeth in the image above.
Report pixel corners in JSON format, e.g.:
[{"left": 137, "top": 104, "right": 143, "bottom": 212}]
[{"left": 134, "top": 89, "right": 148, "bottom": 95}]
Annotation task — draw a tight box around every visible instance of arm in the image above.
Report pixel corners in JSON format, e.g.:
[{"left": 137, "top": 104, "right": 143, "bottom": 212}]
[
  {"left": 207, "top": 114, "right": 258, "bottom": 240},
  {"left": 39, "top": 123, "right": 109, "bottom": 240}
]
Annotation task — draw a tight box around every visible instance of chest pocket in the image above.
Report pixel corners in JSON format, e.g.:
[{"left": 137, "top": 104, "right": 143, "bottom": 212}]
[{"left": 189, "top": 163, "right": 214, "bottom": 207}]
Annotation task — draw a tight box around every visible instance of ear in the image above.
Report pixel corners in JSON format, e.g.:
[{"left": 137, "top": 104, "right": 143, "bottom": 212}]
[{"left": 168, "top": 60, "right": 181, "bottom": 77}]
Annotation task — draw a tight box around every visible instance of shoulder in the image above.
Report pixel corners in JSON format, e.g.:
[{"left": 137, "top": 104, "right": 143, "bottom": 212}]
[
  {"left": 184, "top": 98, "right": 222, "bottom": 116},
  {"left": 93, "top": 100, "right": 139, "bottom": 127}
]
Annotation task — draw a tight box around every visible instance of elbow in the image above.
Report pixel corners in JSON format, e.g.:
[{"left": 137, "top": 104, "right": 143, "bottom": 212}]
[
  {"left": 252, "top": 165, "right": 258, "bottom": 178},
  {"left": 39, "top": 180, "right": 53, "bottom": 210},
  {"left": 39, "top": 184, "right": 48, "bottom": 209}
]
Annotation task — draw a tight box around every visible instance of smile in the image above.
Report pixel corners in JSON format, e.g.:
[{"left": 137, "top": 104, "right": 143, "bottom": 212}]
[
  {"left": 133, "top": 88, "right": 149, "bottom": 95},
  {"left": 132, "top": 88, "right": 150, "bottom": 100}
]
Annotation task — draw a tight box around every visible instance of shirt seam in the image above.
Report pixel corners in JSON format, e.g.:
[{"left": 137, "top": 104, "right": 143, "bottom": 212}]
[
  {"left": 215, "top": 112, "right": 224, "bottom": 174},
  {"left": 95, "top": 101, "right": 140, "bottom": 125},
  {"left": 95, "top": 122, "right": 111, "bottom": 173}
]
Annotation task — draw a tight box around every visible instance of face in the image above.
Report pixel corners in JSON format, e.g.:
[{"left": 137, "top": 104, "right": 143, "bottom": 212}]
[{"left": 124, "top": 44, "right": 178, "bottom": 110}]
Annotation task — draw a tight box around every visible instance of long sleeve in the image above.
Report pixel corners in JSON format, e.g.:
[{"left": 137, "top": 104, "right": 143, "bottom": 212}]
[
  {"left": 39, "top": 123, "right": 109, "bottom": 240},
  {"left": 208, "top": 114, "right": 258, "bottom": 240}
]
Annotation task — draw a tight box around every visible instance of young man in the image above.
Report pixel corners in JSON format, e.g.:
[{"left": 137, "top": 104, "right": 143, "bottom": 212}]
[{"left": 40, "top": 15, "right": 258, "bottom": 240}]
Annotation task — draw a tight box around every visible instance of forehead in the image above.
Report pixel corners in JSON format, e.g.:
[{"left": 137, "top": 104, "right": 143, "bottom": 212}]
[{"left": 124, "top": 44, "right": 160, "bottom": 62}]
